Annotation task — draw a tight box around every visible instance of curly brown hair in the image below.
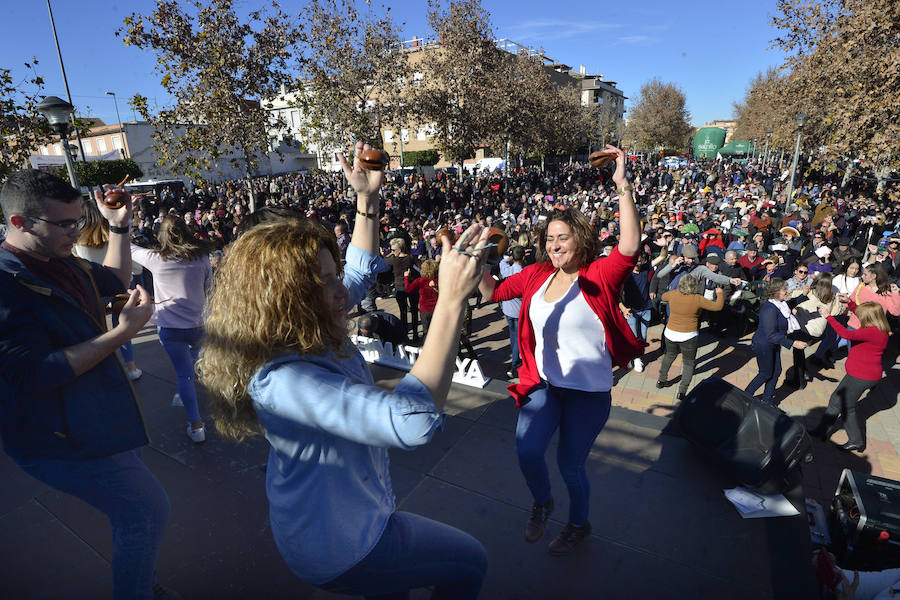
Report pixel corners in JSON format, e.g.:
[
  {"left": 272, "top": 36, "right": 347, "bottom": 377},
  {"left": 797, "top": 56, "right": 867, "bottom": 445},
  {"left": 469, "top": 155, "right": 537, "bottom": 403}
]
[
  {"left": 197, "top": 219, "right": 346, "bottom": 441},
  {"left": 534, "top": 208, "right": 599, "bottom": 267}
]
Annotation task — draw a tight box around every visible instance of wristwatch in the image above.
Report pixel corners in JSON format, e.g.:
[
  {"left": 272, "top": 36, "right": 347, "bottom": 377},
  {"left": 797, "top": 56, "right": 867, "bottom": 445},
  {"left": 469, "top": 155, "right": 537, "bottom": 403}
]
[
  {"left": 109, "top": 223, "right": 131, "bottom": 234},
  {"left": 617, "top": 185, "right": 634, "bottom": 195}
]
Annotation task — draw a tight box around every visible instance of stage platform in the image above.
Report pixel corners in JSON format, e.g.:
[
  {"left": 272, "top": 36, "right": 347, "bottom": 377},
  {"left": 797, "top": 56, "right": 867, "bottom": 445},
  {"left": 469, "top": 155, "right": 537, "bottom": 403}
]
[{"left": 0, "top": 325, "right": 817, "bottom": 599}]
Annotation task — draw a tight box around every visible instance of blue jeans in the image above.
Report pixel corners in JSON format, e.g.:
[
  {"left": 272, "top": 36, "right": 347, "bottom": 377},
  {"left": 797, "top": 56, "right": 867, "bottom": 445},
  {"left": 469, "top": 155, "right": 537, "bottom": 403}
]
[
  {"left": 516, "top": 383, "right": 612, "bottom": 525},
  {"left": 626, "top": 308, "right": 652, "bottom": 341},
  {"left": 18, "top": 449, "right": 169, "bottom": 600},
  {"left": 158, "top": 326, "right": 203, "bottom": 423},
  {"left": 505, "top": 315, "right": 520, "bottom": 367},
  {"left": 745, "top": 342, "right": 782, "bottom": 404},
  {"left": 319, "top": 511, "right": 487, "bottom": 599}
]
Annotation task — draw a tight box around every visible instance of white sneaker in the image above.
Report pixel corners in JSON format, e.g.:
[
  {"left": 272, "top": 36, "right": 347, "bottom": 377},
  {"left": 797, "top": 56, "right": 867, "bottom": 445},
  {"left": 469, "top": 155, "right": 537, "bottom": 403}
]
[
  {"left": 172, "top": 393, "right": 183, "bottom": 407},
  {"left": 186, "top": 423, "right": 205, "bottom": 443},
  {"left": 127, "top": 367, "right": 143, "bottom": 381},
  {"left": 633, "top": 358, "right": 644, "bottom": 373}
]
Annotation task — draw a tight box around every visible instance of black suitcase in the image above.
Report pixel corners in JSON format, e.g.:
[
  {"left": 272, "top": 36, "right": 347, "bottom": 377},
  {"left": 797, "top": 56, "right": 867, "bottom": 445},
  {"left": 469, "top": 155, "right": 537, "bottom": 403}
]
[
  {"left": 829, "top": 469, "right": 900, "bottom": 571},
  {"left": 676, "top": 377, "right": 813, "bottom": 494}
]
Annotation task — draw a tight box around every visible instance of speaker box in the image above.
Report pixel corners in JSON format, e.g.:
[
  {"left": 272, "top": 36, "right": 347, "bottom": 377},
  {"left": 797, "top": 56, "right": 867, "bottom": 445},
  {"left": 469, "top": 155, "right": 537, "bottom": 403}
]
[
  {"left": 830, "top": 469, "right": 900, "bottom": 571},
  {"left": 676, "top": 377, "right": 813, "bottom": 494}
]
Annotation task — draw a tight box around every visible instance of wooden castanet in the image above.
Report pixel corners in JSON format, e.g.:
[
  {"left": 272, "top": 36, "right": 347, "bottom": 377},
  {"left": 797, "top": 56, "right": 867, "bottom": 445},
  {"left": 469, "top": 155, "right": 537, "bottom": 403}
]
[
  {"left": 359, "top": 149, "right": 389, "bottom": 171},
  {"left": 588, "top": 151, "right": 617, "bottom": 168}
]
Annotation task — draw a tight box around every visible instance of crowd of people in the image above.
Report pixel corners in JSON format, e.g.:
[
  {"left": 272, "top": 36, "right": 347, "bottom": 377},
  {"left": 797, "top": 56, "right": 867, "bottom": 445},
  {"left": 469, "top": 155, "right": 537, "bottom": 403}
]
[{"left": 1, "top": 141, "right": 899, "bottom": 597}]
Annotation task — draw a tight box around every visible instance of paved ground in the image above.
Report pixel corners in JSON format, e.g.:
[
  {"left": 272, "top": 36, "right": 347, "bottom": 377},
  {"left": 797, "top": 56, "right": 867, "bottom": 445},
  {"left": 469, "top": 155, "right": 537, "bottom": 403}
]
[
  {"left": 7, "top": 296, "right": 899, "bottom": 598},
  {"left": 449, "top": 299, "right": 900, "bottom": 508}
]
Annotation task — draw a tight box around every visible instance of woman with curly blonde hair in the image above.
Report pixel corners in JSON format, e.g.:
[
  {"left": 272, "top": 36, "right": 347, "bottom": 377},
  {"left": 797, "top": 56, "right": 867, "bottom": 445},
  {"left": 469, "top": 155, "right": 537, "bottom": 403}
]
[{"left": 198, "top": 142, "right": 488, "bottom": 598}]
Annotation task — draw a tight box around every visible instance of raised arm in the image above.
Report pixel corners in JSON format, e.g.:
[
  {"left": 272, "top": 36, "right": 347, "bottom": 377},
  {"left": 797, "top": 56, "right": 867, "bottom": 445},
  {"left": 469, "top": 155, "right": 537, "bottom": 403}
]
[
  {"left": 94, "top": 185, "right": 134, "bottom": 288},
  {"left": 339, "top": 141, "right": 383, "bottom": 257},
  {"left": 610, "top": 145, "right": 640, "bottom": 256}
]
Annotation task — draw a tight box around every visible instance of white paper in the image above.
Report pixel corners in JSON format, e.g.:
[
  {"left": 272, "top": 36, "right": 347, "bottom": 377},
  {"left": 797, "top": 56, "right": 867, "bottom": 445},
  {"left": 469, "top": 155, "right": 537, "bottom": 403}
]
[{"left": 724, "top": 487, "right": 801, "bottom": 519}]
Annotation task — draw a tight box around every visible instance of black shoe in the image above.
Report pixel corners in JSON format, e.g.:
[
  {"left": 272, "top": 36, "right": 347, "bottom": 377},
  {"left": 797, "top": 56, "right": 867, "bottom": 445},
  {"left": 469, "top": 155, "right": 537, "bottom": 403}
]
[
  {"left": 804, "top": 369, "right": 814, "bottom": 383},
  {"left": 839, "top": 441, "right": 866, "bottom": 453},
  {"left": 808, "top": 356, "right": 825, "bottom": 369},
  {"left": 548, "top": 521, "right": 592, "bottom": 556},
  {"left": 676, "top": 391, "right": 685, "bottom": 401},
  {"left": 524, "top": 498, "right": 554, "bottom": 543},
  {"left": 656, "top": 380, "right": 668, "bottom": 389}
]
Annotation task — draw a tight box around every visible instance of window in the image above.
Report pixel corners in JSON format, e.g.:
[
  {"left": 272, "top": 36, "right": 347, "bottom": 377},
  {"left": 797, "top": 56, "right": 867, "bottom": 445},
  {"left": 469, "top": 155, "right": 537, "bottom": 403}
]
[
  {"left": 40, "top": 146, "right": 48, "bottom": 155},
  {"left": 96, "top": 138, "right": 107, "bottom": 153},
  {"left": 112, "top": 135, "right": 123, "bottom": 150},
  {"left": 82, "top": 140, "right": 92, "bottom": 155},
  {"left": 413, "top": 72, "right": 423, "bottom": 86},
  {"left": 417, "top": 126, "right": 427, "bottom": 141},
  {"left": 384, "top": 130, "right": 394, "bottom": 142},
  {"left": 290, "top": 110, "right": 300, "bottom": 128},
  {"left": 400, "top": 128, "right": 409, "bottom": 143}
]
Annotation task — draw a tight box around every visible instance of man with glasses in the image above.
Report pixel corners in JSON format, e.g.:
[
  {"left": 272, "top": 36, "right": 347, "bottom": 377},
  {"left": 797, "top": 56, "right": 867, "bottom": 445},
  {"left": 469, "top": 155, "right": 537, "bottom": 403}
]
[{"left": 0, "top": 170, "right": 174, "bottom": 598}]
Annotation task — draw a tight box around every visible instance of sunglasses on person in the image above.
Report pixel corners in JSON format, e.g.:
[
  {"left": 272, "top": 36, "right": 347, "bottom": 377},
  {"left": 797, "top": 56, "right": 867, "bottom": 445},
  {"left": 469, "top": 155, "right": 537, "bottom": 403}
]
[
  {"left": 797, "top": 269, "right": 808, "bottom": 274},
  {"left": 29, "top": 215, "right": 86, "bottom": 235}
]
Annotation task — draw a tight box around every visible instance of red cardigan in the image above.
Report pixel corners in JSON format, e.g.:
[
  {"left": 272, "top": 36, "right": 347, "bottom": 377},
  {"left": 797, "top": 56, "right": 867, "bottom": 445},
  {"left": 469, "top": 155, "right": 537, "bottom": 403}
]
[
  {"left": 825, "top": 316, "right": 888, "bottom": 381},
  {"left": 405, "top": 276, "right": 438, "bottom": 312},
  {"left": 491, "top": 247, "right": 646, "bottom": 406}
]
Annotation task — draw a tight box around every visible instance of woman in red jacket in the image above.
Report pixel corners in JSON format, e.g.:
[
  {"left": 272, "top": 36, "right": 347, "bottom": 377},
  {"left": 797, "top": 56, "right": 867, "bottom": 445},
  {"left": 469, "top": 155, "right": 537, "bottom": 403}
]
[
  {"left": 807, "top": 301, "right": 890, "bottom": 453},
  {"left": 405, "top": 259, "right": 439, "bottom": 340},
  {"left": 478, "top": 146, "right": 644, "bottom": 556}
]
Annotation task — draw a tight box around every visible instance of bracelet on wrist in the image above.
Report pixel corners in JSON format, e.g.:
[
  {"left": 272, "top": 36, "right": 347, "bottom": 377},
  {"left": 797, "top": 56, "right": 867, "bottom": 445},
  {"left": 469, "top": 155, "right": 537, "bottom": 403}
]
[
  {"left": 108, "top": 223, "right": 132, "bottom": 234},
  {"left": 617, "top": 185, "right": 634, "bottom": 196},
  {"left": 356, "top": 209, "right": 378, "bottom": 219}
]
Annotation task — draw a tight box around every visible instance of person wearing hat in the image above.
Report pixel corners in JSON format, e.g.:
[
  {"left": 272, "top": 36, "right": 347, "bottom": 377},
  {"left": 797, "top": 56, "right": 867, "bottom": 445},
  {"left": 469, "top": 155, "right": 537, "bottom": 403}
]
[
  {"left": 779, "top": 226, "right": 804, "bottom": 254},
  {"left": 699, "top": 228, "right": 725, "bottom": 257},
  {"left": 726, "top": 229, "right": 748, "bottom": 251},
  {"left": 830, "top": 235, "right": 861, "bottom": 268}
]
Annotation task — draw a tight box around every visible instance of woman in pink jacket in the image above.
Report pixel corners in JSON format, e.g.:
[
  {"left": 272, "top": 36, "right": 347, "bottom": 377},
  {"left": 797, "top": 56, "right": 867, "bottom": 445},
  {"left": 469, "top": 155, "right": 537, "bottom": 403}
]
[{"left": 478, "top": 146, "right": 644, "bottom": 556}]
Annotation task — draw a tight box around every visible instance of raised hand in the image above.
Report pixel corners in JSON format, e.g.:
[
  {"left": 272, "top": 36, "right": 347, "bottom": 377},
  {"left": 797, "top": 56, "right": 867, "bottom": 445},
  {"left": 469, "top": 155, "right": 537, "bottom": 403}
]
[{"left": 338, "top": 141, "right": 384, "bottom": 198}]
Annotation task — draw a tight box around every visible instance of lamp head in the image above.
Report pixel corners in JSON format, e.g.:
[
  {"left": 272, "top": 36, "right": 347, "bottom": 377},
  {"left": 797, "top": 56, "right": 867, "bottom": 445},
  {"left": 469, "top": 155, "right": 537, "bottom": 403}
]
[
  {"left": 795, "top": 113, "right": 809, "bottom": 129},
  {"left": 105, "top": 91, "right": 115, "bottom": 97},
  {"left": 766, "top": 129, "right": 773, "bottom": 135},
  {"left": 36, "top": 96, "right": 74, "bottom": 129}
]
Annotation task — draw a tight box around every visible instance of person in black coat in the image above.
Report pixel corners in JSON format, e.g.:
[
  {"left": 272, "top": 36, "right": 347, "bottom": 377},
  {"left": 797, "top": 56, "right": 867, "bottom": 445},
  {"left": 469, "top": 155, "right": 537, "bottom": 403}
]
[{"left": 744, "top": 278, "right": 809, "bottom": 405}]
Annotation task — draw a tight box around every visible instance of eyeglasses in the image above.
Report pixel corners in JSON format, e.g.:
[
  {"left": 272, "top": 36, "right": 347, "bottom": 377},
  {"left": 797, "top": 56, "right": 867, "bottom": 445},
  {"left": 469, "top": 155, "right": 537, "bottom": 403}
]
[
  {"left": 29, "top": 215, "right": 86, "bottom": 235},
  {"left": 797, "top": 270, "right": 808, "bottom": 274}
]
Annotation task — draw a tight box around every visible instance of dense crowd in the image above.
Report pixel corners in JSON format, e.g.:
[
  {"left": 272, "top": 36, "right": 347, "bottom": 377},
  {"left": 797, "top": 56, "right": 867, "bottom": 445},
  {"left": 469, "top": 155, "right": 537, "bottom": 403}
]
[{"left": 5, "top": 142, "right": 900, "bottom": 598}]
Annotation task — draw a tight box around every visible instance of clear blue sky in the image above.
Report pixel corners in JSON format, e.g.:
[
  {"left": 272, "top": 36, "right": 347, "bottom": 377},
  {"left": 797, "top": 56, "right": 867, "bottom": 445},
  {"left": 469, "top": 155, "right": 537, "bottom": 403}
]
[{"left": 3, "top": 0, "right": 788, "bottom": 129}]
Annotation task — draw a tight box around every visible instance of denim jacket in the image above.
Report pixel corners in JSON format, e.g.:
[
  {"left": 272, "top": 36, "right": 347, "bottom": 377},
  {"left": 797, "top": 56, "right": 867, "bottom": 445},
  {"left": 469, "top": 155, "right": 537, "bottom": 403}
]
[
  {"left": 249, "top": 245, "right": 442, "bottom": 584},
  {"left": 0, "top": 248, "right": 148, "bottom": 463}
]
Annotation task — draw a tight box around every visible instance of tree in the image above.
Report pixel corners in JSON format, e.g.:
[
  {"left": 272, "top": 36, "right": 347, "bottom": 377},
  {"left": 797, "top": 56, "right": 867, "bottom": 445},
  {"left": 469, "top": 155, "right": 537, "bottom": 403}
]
[
  {"left": 57, "top": 159, "right": 143, "bottom": 188},
  {"left": 771, "top": 0, "right": 900, "bottom": 167},
  {"left": 293, "top": 0, "right": 408, "bottom": 156},
  {"left": 403, "top": 149, "right": 439, "bottom": 166},
  {"left": 0, "top": 60, "right": 54, "bottom": 182},
  {"left": 118, "top": 0, "right": 300, "bottom": 210},
  {"left": 413, "top": 0, "right": 506, "bottom": 169},
  {"left": 623, "top": 78, "right": 693, "bottom": 151}
]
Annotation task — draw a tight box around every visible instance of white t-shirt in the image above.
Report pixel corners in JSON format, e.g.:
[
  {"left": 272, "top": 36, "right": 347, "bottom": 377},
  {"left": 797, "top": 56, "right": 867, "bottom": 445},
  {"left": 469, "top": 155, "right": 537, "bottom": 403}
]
[
  {"left": 529, "top": 273, "right": 612, "bottom": 392},
  {"left": 832, "top": 274, "right": 860, "bottom": 296}
]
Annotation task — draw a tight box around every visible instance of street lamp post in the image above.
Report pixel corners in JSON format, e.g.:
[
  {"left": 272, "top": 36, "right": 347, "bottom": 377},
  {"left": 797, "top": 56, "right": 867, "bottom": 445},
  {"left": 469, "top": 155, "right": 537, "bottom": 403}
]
[
  {"left": 784, "top": 114, "right": 808, "bottom": 210},
  {"left": 763, "top": 129, "right": 773, "bottom": 168},
  {"left": 105, "top": 91, "right": 129, "bottom": 158},
  {"left": 37, "top": 95, "right": 80, "bottom": 189},
  {"left": 751, "top": 137, "right": 758, "bottom": 162}
]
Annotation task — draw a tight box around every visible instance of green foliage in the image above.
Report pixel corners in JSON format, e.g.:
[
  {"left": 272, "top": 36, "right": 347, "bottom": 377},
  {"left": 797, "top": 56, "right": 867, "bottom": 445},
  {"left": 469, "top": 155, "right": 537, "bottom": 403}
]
[
  {"left": 1, "top": 59, "right": 53, "bottom": 182},
  {"left": 55, "top": 159, "right": 143, "bottom": 187},
  {"left": 403, "top": 150, "right": 439, "bottom": 166}
]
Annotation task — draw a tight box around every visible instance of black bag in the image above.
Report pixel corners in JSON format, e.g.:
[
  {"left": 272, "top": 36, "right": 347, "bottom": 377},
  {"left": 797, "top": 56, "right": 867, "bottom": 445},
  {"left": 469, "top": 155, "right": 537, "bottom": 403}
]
[{"left": 676, "top": 377, "right": 813, "bottom": 494}]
